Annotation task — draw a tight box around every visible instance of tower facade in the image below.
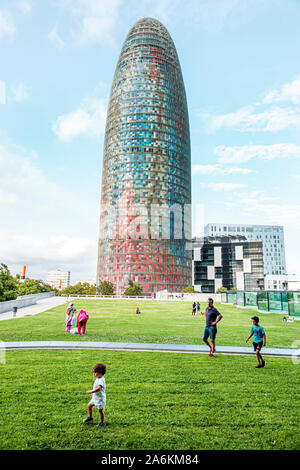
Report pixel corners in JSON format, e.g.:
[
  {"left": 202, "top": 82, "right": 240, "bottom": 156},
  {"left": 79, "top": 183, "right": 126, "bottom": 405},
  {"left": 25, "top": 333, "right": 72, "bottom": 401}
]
[{"left": 97, "top": 18, "right": 191, "bottom": 295}]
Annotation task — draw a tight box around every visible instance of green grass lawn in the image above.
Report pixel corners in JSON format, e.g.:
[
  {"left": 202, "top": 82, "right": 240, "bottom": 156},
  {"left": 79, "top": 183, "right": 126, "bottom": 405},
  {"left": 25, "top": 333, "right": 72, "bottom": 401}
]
[
  {"left": 0, "top": 349, "right": 299, "bottom": 450},
  {"left": 1, "top": 299, "right": 299, "bottom": 349}
]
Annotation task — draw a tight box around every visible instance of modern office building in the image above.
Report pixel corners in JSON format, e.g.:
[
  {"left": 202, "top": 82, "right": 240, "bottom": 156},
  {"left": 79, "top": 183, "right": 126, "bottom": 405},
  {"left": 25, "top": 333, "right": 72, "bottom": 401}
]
[
  {"left": 46, "top": 270, "right": 70, "bottom": 289},
  {"left": 97, "top": 18, "right": 192, "bottom": 295},
  {"left": 192, "top": 236, "right": 264, "bottom": 293},
  {"left": 204, "top": 224, "right": 286, "bottom": 276}
]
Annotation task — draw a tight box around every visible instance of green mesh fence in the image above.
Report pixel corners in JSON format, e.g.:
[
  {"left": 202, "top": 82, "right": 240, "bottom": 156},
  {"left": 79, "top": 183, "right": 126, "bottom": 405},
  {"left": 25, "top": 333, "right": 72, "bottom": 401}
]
[
  {"left": 288, "top": 292, "right": 300, "bottom": 317},
  {"left": 268, "top": 291, "right": 283, "bottom": 312},
  {"left": 244, "top": 292, "right": 257, "bottom": 307},
  {"left": 227, "top": 292, "right": 237, "bottom": 304},
  {"left": 281, "top": 292, "right": 289, "bottom": 314},
  {"left": 221, "top": 292, "right": 227, "bottom": 303},
  {"left": 257, "top": 292, "right": 268, "bottom": 311},
  {"left": 237, "top": 291, "right": 245, "bottom": 306}
]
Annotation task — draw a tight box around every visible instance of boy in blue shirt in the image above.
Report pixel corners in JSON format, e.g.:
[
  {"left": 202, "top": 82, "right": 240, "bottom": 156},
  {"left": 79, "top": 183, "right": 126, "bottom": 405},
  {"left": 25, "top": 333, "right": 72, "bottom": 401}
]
[{"left": 246, "top": 316, "right": 266, "bottom": 368}]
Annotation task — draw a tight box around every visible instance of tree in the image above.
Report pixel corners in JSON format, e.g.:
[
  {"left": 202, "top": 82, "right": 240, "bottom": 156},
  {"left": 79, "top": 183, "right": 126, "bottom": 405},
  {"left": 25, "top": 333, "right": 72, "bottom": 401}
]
[
  {"left": 216, "top": 286, "right": 228, "bottom": 294},
  {"left": 123, "top": 280, "right": 144, "bottom": 297},
  {"left": 0, "top": 263, "right": 18, "bottom": 301},
  {"left": 60, "top": 282, "right": 96, "bottom": 296},
  {"left": 17, "top": 278, "right": 53, "bottom": 296},
  {"left": 98, "top": 280, "right": 115, "bottom": 296},
  {"left": 182, "top": 285, "right": 200, "bottom": 293}
]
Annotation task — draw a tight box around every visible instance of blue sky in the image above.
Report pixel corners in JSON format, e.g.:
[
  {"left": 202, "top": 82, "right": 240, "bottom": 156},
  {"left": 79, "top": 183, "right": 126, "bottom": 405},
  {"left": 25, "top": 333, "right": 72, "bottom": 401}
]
[{"left": 0, "top": 0, "right": 300, "bottom": 282}]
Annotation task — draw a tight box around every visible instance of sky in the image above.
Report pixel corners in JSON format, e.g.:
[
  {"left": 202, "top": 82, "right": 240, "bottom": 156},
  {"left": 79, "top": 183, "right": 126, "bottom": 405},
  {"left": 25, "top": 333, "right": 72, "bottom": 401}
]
[{"left": 0, "top": 0, "right": 300, "bottom": 283}]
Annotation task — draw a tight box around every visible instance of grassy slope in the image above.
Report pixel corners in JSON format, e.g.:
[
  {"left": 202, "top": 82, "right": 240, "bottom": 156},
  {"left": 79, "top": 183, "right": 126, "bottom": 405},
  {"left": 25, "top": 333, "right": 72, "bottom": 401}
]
[
  {"left": 0, "top": 350, "right": 299, "bottom": 450},
  {"left": 1, "top": 299, "right": 299, "bottom": 348}
]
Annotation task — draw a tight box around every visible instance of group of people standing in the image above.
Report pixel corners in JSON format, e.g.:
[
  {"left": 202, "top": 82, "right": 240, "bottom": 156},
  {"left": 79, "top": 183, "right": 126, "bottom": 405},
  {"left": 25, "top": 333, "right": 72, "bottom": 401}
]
[
  {"left": 194, "top": 297, "right": 267, "bottom": 367},
  {"left": 65, "top": 302, "right": 89, "bottom": 335}
]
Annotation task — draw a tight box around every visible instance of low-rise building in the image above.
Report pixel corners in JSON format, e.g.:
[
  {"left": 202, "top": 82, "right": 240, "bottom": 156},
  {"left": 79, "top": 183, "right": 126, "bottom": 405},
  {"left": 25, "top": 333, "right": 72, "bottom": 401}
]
[{"left": 46, "top": 269, "right": 70, "bottom": 289}]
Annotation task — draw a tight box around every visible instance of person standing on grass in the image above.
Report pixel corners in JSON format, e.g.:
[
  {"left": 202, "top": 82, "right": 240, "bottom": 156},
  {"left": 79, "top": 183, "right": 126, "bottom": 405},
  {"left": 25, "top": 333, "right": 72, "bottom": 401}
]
[
  {"left": 83, "top": 363, "right": 107, "bottom": 427},
  {"left": 196, "top": 302, "right": 200, "bottom": 314},
  {"left": 77, "top": 309, "right": 89, "bottom": 335},
  {"left": 201, "top": 298, "right": 223, "bottom": 357},
  {"left": 192, "top": 302, "right": 197, "bottom": 315},
  {"left": 246, "top": 316, "right": 266, "bottom": 368}
]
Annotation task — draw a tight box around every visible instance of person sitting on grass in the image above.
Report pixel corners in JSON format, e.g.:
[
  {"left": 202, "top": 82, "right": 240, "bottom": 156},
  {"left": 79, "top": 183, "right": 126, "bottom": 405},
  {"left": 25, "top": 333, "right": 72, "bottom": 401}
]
[
  {"left": 136, "top": 307, "right": 141, "bottom": 314},
  {"left": 246, "top": 316, "right": 266, "bottom": 368},
  {"left": 83, "top": 363, "right": 106, "bottom": 427}
]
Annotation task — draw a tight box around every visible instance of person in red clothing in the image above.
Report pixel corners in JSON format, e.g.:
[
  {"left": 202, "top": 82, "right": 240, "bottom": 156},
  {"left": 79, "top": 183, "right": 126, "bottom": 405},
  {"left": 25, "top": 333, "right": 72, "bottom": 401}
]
[{"left": 77, "top": 310, "right": 89, "bottom": 335}]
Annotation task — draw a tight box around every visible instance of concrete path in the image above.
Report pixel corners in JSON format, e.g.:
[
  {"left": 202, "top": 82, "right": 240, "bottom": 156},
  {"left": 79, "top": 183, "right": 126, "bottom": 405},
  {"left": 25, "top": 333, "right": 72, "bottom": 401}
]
[
  {"left": 0, "top": 340, "right": 297, "bottom": 357},
  {"left": 0, "top": 296, "right": 70, "bottom": 321}
]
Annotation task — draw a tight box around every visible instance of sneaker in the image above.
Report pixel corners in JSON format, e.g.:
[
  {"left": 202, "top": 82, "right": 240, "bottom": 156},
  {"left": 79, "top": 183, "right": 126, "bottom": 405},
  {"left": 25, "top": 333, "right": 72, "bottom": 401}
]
[
  {"left": 96, "top": 422, "right": 106, "bottom": 427},
  {"left": 83, "top": 417, "right": 93, "bottom": 423},
  {"left": 255, "top": 364, "right": 261, "bottom": 368},
  {"left": 261, "top": 360, "right": 266, "bottom": 368},
  {"left": 208, "top": 353, "right": 214, "bottom": 358}
]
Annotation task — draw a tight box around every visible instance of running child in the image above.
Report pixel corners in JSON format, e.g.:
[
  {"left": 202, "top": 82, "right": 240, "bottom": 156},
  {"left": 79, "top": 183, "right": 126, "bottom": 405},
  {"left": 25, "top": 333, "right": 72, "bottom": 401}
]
[
  {"left": 246, "top": 316, "right": 266, "bottom": 368},
  {"left": 83, "top": 363, "right": 106, "bottom": 427}
]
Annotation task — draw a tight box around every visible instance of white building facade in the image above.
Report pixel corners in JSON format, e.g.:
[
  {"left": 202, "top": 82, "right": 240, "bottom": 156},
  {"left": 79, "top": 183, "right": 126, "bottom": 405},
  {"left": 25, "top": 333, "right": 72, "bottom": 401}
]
[
  {"left": 205, "top": 224, "right": 286, "bottom": 276},
  {"left": 46, "top": 270, "right": 70, "bottom": 289}
]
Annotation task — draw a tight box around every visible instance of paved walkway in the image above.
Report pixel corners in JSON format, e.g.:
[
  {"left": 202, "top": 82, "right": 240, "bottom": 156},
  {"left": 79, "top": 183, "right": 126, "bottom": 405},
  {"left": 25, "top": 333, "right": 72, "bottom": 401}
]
[
  {"left": 0, "top": 296, "right": 70, "bottom": 321},
  {"left": 0, "top": 340, "right": 297, "bottom": 357}
]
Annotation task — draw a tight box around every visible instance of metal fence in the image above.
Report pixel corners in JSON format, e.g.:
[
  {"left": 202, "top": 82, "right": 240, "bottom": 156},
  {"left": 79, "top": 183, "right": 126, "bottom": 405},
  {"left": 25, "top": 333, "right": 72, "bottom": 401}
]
[{"left": 221, "top": 290, "right": 300, "bottom": 316}]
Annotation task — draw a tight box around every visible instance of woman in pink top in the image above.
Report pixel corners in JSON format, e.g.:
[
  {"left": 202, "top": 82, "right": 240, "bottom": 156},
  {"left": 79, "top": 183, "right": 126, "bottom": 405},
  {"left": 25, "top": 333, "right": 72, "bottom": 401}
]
[{"left": 77, "top": 310, "right": 89, "bottom": 335}]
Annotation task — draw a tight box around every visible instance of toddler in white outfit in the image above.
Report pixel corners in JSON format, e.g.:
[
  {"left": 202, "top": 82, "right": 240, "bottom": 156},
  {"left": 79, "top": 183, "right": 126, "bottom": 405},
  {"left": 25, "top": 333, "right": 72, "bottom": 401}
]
[{"left": 83, "top": 363, "right": 106, "bottom": 427}]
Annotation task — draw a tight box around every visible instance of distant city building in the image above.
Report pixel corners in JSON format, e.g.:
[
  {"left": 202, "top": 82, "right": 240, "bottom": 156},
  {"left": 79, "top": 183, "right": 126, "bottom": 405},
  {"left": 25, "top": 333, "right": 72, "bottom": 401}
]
[
  {"left": 79, "top": 277, "right": 96, "bottom": 286},
  {"left": 192, "top": 236, "right": 264, "bottom": 293},
  {"left": 204, "top": 224, "right": 286, "bottom": 276},
  {"left": 264, "top": 274, "right": 300, "bottom": 291},
  {"left": 264, "top": 274, "right": 288, "bottom": 291},
  {"left": 287, "top": 274, "right": 300, "bottom": 291},
  {"left": 46, "top": 270, "right": 70, "bottom": 289}
]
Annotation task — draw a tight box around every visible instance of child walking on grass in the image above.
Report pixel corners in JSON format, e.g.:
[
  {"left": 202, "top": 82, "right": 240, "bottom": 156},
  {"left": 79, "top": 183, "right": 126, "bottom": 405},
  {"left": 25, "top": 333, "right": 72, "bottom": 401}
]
[
  {"left": 246, "top": 316, "right": 266, "bottom": 368},
  {"left": 83, "top": 363, "right": 106, "bottom": 427}
]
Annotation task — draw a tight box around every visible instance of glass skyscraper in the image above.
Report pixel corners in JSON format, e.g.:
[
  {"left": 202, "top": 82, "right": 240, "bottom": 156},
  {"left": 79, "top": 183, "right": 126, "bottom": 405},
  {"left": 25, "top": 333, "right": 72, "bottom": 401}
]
[{"left": 97, "top": 18, "right": 191, "bottom": 295}]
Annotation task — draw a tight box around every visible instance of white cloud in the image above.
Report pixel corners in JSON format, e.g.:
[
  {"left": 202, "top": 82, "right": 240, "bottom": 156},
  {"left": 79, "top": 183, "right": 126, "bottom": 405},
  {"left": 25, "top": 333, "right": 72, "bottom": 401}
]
[
  {"left": 209, "top": 105, "right": 300, "bottom": 132},
  {"left": 56, "top": 0, "right": 122, "bottom": 45},
  {"left": 0, "top": 9, "right": 15, "bottom": 38},
  {"left": 17, "top": 0, "right": 33, "bottom": 15},
  {"left": 134, "top": 0, "right": 263, "bottom": 32},
  {"left": 10, "top": 82, "right": 29, "bottom": 102},
  {"left": 224, "top": 190, "right": 300, "bottom": 229},
  {"left": 0, "top": 230, "right": 93, "bottom": 264},
  {"left": 215, "top": 143, "right": 300, "bottom": 163},
  {"left": 0, "top": 139, "right": 99, "bottom": 280},
  {"left": 48, "top": 24, "right": 65, "bottom": 49},
  {"left": 200, "top": 182, "right": 247, "bottom": 191},
  {"left": 263, "top": 77, "right": 300, "bottom": 105},
  {"left": 192, "top": 163, "right": 252, "bottom": 175},
  {"left": 53, "top": 98, "right": 107, "bottom": 142}
]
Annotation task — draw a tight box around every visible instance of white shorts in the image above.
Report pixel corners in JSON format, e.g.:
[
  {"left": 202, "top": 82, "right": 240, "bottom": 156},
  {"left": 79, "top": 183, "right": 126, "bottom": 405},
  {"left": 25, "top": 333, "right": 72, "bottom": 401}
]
[{"left": 89, "top": 398, "right": 106, "bottom": 410}]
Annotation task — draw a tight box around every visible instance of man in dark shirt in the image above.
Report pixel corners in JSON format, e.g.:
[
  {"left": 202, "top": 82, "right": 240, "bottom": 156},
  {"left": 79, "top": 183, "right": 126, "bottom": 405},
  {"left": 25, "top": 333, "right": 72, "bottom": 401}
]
[{"left": 201, "top": 298, "right": 223, "bottom": 357}]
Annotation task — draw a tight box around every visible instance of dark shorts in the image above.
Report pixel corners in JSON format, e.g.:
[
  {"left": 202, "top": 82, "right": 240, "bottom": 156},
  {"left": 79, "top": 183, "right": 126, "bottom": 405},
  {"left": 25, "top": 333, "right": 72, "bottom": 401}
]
[
  {"left": 253, "top": 341, "right": 263, "bottom": 352},
  {"left": 203, "top": 325, "right": 217, "bottom": 341}
]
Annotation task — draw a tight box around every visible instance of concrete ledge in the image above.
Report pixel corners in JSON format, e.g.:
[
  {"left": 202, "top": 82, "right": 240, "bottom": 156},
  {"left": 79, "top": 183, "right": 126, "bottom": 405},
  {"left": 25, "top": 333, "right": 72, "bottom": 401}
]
[
  {"left": 0, "top": 292, "right": 55, "bottom": 315},
  {"left": 0, "top": 341, "right": 296, "bottom": 357}
]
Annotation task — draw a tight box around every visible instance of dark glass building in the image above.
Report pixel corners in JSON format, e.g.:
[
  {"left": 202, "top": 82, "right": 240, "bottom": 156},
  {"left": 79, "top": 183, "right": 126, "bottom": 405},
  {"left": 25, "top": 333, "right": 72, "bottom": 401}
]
[
  {"left": 97, "top": 18, "right": 191, "bottom": 295},
  {"left": 192, "top": 236, "right": 264, "bottom": 293}
]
